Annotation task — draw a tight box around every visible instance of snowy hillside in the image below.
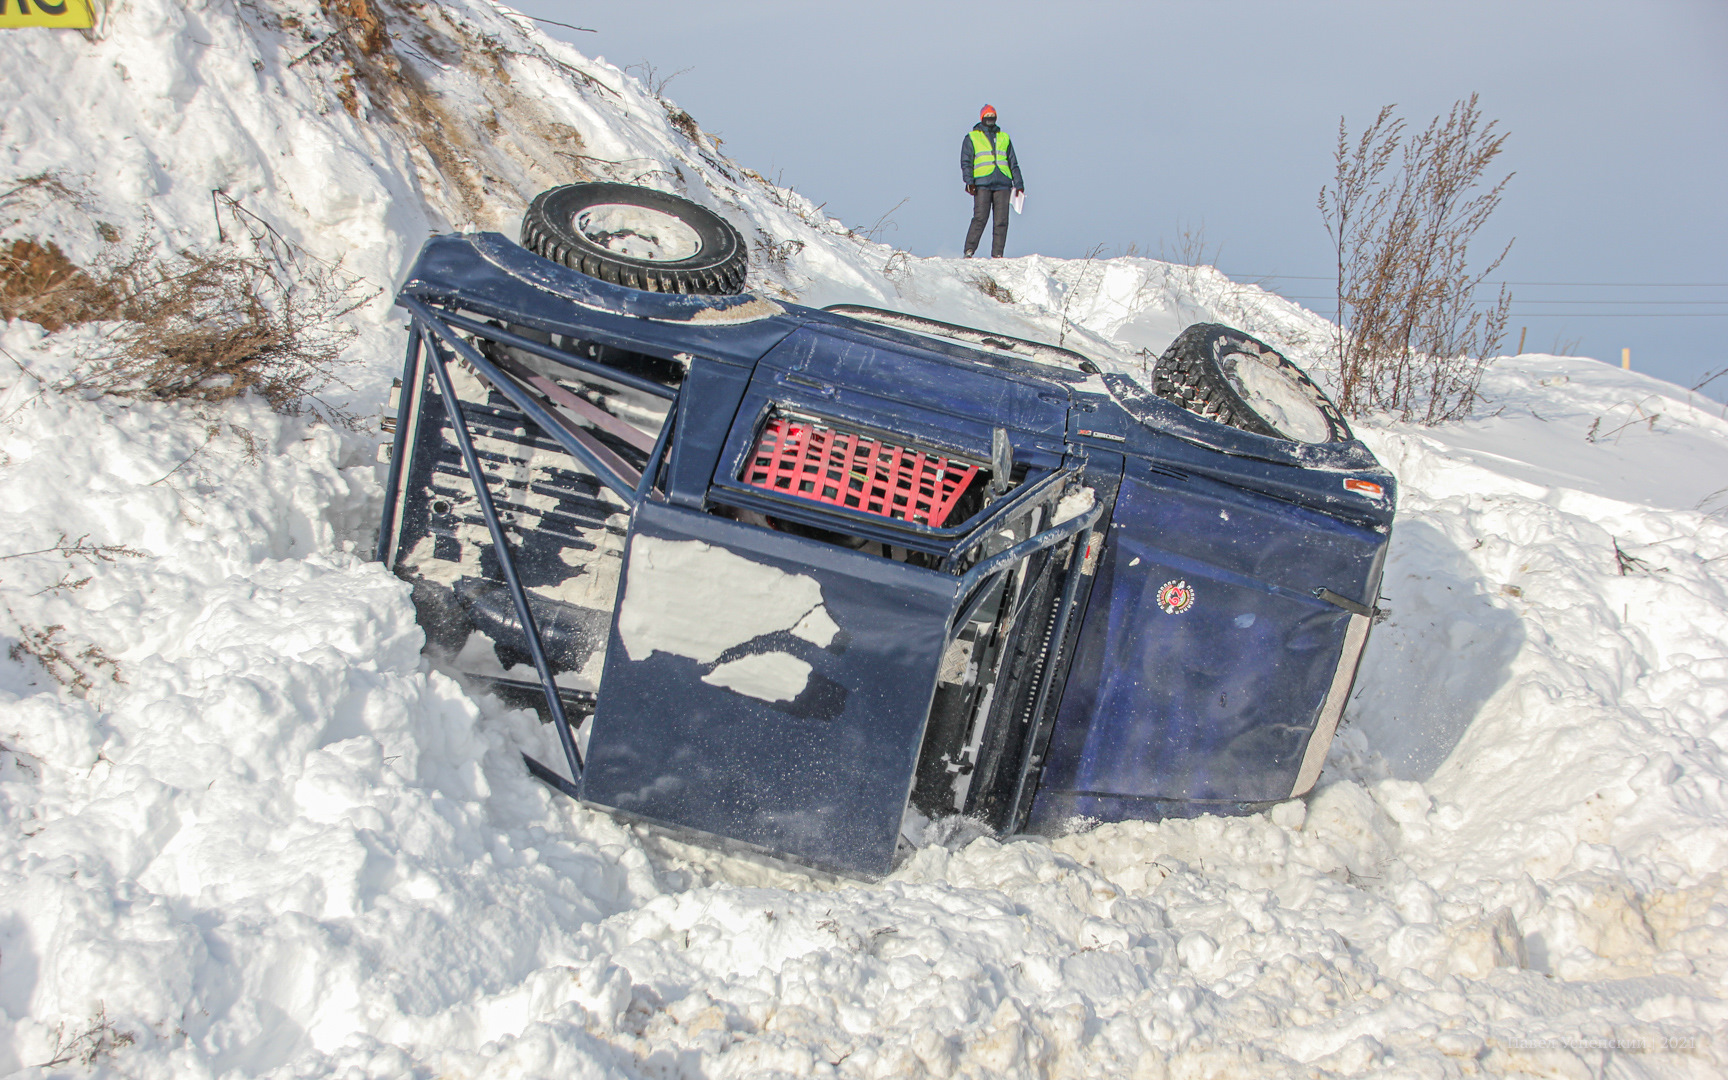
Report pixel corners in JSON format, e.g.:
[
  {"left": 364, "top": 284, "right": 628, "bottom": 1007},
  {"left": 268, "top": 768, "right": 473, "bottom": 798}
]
[{"left": 2, "top": 1, "right": 1726, "bottom": 1078}]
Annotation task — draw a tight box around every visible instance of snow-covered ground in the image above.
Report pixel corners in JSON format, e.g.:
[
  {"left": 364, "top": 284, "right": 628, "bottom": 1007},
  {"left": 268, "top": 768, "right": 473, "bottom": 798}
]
[{"left": 2, "top": 1, "right": 1725, "bottom": 1077}]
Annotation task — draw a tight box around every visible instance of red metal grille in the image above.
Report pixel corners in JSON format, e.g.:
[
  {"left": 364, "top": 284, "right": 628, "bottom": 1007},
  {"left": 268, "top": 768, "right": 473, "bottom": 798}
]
[{"left": 742, "top": 414, "right": 980, "bottom": 527}]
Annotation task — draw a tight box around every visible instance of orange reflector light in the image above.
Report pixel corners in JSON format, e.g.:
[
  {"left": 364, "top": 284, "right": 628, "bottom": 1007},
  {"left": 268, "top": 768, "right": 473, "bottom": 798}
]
[{"left": 1343, "top": 478, "right": 1384, "bottom": 498}]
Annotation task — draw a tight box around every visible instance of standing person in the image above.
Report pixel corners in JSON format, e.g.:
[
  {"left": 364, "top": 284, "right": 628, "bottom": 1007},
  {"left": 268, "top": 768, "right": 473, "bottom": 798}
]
[{"left": 961, "top": 105, "right": 1025, "bottom": 258}]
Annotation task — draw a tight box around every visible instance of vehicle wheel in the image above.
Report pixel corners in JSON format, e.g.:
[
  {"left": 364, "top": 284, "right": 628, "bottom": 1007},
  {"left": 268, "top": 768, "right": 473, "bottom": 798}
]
[
  {"left": 1152, "top": 323, "right": 1351, "bottom": 443},
  {"left": 520, "top": 183, "right": 749, "bottom": 295}
]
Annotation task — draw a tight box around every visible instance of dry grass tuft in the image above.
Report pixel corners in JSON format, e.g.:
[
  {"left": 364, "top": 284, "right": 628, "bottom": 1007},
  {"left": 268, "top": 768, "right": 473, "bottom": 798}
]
[
  {"left": 754, "top": 231, "right": 805, "bottom": 276},
  {"left": 666, "top": 107, "right": 700, "bottom": 142},
  {"left": 970, "top": 273, "right": 1015, "bottom": 305},
  {"left": 8, "top": 623, "right": 121, "bottom": 694},
  {"left": 1, "top": 172, "right": 98, "bottom": 219},
  {"left": 37, "top": 1005, "right": 136, "bottom": 1069},
  {"left": 321, "top": 0, "right": 389, "bottom": 56},
  {"left": 0, "top": 239, "right": 116, "bottom": 332},
  {"left": 1157, "top": 222, "right": 1220, "bottom": 268}
]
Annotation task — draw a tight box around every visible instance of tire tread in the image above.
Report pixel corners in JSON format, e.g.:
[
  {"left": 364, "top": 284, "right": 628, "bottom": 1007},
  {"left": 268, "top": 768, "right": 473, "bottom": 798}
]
[
  {"left": 1151, "top": 324, "right": 1351, "bottom": 443},
  {"left": 520, "top": 183, "right": 750, "bottom": 296}
]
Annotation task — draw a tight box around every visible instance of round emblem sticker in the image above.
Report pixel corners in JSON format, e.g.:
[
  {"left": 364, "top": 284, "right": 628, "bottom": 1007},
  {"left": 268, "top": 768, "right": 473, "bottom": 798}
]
[{"left": 1157, "top": 579, "right": 1195, "bottom": 615}]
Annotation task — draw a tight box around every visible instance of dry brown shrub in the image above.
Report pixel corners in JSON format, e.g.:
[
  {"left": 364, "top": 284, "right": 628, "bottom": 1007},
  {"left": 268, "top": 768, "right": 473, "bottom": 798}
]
[
  {"left": 73, "top": 242, "right": 366, "bottom": 412},
  {"left": 1320, "top": 95, "right": 1513, "bottom": 424},
  {"left": 0, "top": 223, "right": 366, "bottom": 416}
]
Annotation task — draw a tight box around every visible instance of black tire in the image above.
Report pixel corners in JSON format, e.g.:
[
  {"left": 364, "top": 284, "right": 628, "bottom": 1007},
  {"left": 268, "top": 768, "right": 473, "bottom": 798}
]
[
  {"left": 1152, "top": 323, "right": 1351, "bottom": 443},
  {"left": 520, "top": 183, "right": 748, "bottom": 295}
]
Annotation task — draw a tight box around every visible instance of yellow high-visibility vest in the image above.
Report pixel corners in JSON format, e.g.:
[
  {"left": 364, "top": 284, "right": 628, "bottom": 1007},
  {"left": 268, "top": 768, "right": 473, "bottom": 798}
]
[
  {"left": 0, "top": 0, "right": 94, "bottom": 27},
  {"left": 969, "top": 129, "right": 1013, "bottom": 181}
]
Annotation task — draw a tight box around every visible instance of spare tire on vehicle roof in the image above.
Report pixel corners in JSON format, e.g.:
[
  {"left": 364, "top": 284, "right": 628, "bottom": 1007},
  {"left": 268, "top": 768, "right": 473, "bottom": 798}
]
[
  {"left": 1152, "top": 323, "right": 1352, "bottom": 444},
  {"left": 521, "top": 182, "right": 749, "bottom": 295}
]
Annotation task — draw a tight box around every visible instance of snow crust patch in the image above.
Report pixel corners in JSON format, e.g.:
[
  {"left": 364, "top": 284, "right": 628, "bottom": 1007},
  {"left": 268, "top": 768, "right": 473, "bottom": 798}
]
[
  {"left": 1229, "top": 352, "right": 1334, "bottom": 442},
  {"left": 617, "top": 536, "right": 827, "bottom": 664},
  {"left": 1054, "top": 486, "right": 1096, "bottom": 525},
  {"left": 701, "top": 652, "right": 813, "bottom": 703}
]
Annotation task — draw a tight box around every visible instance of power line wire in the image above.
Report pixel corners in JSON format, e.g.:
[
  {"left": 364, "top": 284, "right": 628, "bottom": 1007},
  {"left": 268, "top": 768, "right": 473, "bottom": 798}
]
[
  {"left": 1277, "top": 296, "right": 1728, "bottom": 305},
  {"left": 1267, "top": 300, "right": 1728, "bottom": 315},
  {"left": 1491, "top": 313, "right": 1728, "bottom": 318},
  {"left": 1498, "top": 283, "right": 1728, "bottom": 288},
  {"left": 1226, "top": 272, "right": 1728, "bottom": 287},
  {"left": 1492, "top": 300, "right": 1728, "bottom": 305}
]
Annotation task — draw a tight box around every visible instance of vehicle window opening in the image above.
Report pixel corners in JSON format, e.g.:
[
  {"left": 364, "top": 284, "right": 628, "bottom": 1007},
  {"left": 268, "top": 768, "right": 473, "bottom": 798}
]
[
  {"left": 709, "top": 409, "right": 1052, "bottom": 567},
  {"left": 469, "top": 323, "right": 681, "bottom": 471},
  {"left": 741, "top": 410, "right": 986, "bottom": 527}
]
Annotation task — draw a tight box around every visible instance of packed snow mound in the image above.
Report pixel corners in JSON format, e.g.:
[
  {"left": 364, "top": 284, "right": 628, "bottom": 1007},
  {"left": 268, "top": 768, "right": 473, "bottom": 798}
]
[{"left": 2, "top": 1, "right": 1726, "bottom": 1078}]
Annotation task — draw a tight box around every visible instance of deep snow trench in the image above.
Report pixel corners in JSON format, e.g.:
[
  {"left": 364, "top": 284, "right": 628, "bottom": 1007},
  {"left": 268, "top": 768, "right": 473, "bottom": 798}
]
[{"left": 1, "top": 2, "right": 1725, "bottom": 1078}]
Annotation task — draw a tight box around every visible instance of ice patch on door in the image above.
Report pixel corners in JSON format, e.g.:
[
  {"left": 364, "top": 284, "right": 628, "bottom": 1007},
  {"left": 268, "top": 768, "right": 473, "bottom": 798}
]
[
  {"left": 702, "top": 652, "right": 813, "bottom": 702},
  {"left": 619, "top": 536, "right": 828, "bottom": 662},
  {"left": 791, "top": 606, "right": 839, "bottom": 647},
  {"left": 618, "top": 535, "right": 836, "bottom": 702}
]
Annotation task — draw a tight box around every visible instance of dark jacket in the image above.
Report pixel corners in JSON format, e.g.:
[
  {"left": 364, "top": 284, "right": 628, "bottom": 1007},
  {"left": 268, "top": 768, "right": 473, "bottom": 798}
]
[{"left": 961, "top": 122, "right": 1024, "bottom": 190}]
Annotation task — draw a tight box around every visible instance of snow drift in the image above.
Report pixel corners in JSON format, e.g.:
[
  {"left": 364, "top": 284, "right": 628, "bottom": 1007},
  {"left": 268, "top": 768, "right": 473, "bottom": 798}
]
[{"left": 1, "top": 1, "right": 1725, "bottom": 1077}]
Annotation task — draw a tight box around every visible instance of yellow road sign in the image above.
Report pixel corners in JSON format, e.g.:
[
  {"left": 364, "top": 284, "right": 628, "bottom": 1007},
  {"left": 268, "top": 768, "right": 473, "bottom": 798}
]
[{"left": 0, "top": 0, "right": 95, "bottom": 29}]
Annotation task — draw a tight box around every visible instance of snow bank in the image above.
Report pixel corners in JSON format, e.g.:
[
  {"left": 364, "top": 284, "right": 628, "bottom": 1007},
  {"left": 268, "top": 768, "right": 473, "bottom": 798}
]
[{"left": 1, "top": 1, "right": 1725, "bottom": 1077}]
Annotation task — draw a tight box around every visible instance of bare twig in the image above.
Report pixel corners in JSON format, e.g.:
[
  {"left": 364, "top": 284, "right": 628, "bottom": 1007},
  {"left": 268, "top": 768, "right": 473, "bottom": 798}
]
[
  {"left": 0, "top": 171, "right": 96, "bottom": 214},
  {"left": 1586, "top": 397, "right": 1661, "bottom": 443},
  {"left": 1613, "top": 538, "right": 1665, "bottom": 576},
  {"left": 503, "top": 12, "right": 595, "bottom": 33},
  {"left": 1, "top": 533, "right": 145, "bottom": 595},
  {"left": 516, "top": 49, "right": 619, "bottom": 97},
  {"left": 1058, "top": 243, "right": 1107, "bottom": 348},
  {"left": 550, "top": 151, "right": 666, "bottom": 180},
  {"left": 625, "top": 61, "right": 692, "bottom": 98},
  {"left": 859, "top": 197, "right": 910, "bottom": 243},
  {"left": 1688, "top": 365, "right": 1728, "bottom": 417},
  {"left": 1158, "top": 219, "right": 1220, "bottom": 268},
  {"left": 150, "top": 424, "right": 222, "bottom": 485},
  {"left": 287, "top": 18, "right": 358, "bottom": 69},
  {"left": 0, "top": 534, "right": 145, "bottom": 563}
]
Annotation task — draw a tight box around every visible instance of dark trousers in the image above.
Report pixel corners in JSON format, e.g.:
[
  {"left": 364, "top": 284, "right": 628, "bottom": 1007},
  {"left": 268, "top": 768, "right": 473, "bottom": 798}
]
[{"left": 964, "top": 186, "right": 1011, "bottom": 257}]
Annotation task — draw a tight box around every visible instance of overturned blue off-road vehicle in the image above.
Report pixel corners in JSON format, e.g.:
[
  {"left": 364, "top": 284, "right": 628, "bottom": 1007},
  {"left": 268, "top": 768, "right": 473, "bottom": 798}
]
[{"left": 377, "top": 184, "right": 1394, "bottom": 879}]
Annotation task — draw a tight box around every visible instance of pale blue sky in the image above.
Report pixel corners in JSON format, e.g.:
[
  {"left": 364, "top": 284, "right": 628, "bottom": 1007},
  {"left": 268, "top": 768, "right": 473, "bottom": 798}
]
[{"left": 514, "top": 0, "right": 1728, "bottom": 398}]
